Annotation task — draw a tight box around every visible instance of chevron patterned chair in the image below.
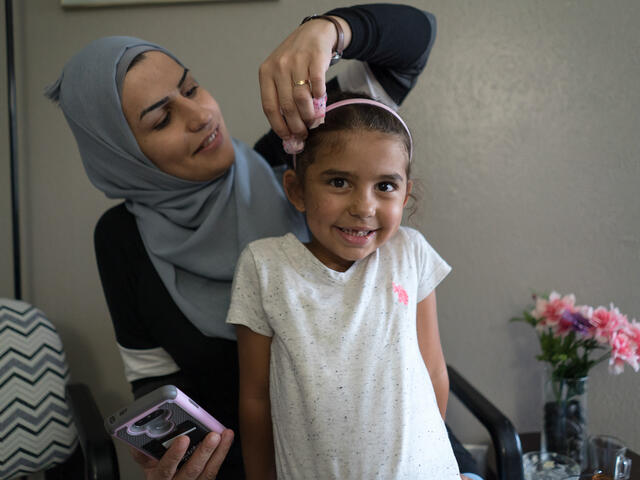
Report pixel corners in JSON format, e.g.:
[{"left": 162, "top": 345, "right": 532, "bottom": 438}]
[{"left": 0, "top": 298, "right": 119, "bottom": 479}]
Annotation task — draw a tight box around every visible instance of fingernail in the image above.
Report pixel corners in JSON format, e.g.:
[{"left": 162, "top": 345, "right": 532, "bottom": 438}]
[
  {"left": 313, "top": 93, "right": 327, "bottom": 116},
  {"left": 207, "top": 432, "right": 221, "bottom": 447},
  {"left": 310, "top": 93, "right": 327, "bottom": 130}
]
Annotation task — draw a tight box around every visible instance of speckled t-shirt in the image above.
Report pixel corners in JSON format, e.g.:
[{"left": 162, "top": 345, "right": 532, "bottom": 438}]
[{"left": 226, "top": 227, "right": 459, "bottom": 479}]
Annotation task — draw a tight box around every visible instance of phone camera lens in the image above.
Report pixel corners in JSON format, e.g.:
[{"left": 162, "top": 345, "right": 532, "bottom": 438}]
[{"left": 134, "top": 409, "right": 165, "bottom": 427}]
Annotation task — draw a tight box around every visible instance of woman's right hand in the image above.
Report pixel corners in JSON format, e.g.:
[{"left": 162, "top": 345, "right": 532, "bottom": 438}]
[
  {"left": 130, "top": 429, "right": 234, "bottom": 480},
  {"left": 259, "top": 15, "right": 351, "bottom": 142}
]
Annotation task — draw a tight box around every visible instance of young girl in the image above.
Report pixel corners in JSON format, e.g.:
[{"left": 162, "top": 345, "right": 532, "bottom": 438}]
[{"left": 226, "top": 95, "right": 466, "bottom": 479}]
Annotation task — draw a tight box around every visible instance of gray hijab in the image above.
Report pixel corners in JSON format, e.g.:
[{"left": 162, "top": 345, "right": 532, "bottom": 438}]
[{"left": 46, "top": 36, "right": 307, "bottom": 339}]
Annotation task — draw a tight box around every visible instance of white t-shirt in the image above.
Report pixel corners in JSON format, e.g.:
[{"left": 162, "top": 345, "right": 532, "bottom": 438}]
[{"left": 226, "top": 227, "right": 459, "bottom": 479}]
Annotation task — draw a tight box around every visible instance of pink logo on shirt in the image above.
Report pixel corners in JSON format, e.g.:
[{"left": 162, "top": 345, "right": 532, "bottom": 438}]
[{"left": 392, "top": 282, "right": 409, "bottom": 305}]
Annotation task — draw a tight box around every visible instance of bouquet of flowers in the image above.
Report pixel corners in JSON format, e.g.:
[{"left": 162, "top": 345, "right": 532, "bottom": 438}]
[
  {"left": 512, "top": 291, "right": 639, "bottom": 464},
  {"left": 512, "top": 291, "right": 640, "bottom": 379}
]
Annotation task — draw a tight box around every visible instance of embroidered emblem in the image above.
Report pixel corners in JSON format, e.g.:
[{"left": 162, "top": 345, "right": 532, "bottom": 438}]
[{"left": 392, "top": 282, "right": 409, "bottom": 305}]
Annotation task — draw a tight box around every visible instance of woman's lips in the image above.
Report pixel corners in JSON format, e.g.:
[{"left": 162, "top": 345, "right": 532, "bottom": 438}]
[{"left": 194, "top": 126, "right": 220, "bottom": 155}]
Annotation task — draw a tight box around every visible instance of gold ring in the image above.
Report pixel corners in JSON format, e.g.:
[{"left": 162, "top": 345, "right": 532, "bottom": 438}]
[{"left": 294, "top": 79, "right": 311, "bottom": 87}]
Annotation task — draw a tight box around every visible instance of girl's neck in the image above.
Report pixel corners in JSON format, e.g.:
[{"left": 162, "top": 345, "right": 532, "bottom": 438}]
[{"left": 304, "top": 238, "right": 356, "bottom": 272}]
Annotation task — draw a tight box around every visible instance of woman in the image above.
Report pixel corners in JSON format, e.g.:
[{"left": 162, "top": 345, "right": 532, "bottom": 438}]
[{"left": 47, "top": 5, "right": 477, "bottom": 480}]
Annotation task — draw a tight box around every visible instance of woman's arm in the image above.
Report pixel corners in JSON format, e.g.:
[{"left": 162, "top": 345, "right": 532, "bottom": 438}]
[
  {"left": 255, "top": 4, "right": 435, "bottom": 166},
  {"left": 326, "top": 4, "right": 436, "bottom": 105},
  {"left": 416, "top": 291, "right": 449, "bottom": 420},
  {"left": 236, "top": 325, "right": 276, "bottom": 480},
  {"left": 96, "top": 206, "right": 237, "bottom": 479},
  {"left": 94, "top": 205, "right": 183, "bottom": 392}
]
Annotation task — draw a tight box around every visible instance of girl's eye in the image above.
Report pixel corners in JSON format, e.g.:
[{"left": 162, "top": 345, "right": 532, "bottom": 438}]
[
  {"left": 185, "top": 85, "right": 199, "bottom": 97},
  {"left": 153, "top": 112, "right": 171, "bottom": 130},
  {"left": 377, "top": 182, "right": 397, "bottom": 192},
  {"left": 329, "top": 178, "right": 348, "bottom": 188}
]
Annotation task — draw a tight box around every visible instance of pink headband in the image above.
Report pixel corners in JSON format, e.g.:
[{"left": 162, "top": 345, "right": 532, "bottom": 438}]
[{"left": 284, "top": 97, "right": 413, "bottom": 168}]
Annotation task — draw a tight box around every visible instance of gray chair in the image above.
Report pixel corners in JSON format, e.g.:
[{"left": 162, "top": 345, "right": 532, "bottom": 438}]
[{"left": 0, "top": 298, "right": 119, "bottom": 479}]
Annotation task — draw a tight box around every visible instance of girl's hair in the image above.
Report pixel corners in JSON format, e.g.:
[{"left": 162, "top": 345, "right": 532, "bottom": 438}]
[{"left": 293, "top": 92, "right": 413, "bottom": 180}]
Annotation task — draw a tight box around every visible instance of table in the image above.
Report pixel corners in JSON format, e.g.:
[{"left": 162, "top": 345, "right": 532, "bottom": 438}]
[{"left": 520, "top": 432, "right": 640, "bottom": 480}]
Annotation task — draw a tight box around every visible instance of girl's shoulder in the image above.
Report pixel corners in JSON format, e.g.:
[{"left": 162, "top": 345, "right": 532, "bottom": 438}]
[
  {"left": 396, "top": 225, "right": 423, "bottom": 238},
  {"left": 390, "top": 226, "right": 448, "bottom": 269},
  {"left": 241, "top": 233, "right": 302, "bottom": 270},
  {"left": 245, "top": 232, "right": 297, "bottom": 253},
  {"left": 393, "top": 225, "right": 428, "bottom": 247}
]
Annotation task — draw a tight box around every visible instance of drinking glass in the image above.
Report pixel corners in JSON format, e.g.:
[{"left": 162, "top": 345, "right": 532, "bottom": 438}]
[{"left": 587, "top": 435, "right": 632, "bottom": 480}]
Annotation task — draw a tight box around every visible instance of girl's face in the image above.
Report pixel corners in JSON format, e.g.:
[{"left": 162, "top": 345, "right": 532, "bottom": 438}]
[
  {"left": 285, "top": 130, "right": 412, "bottom": 272},
  {"left": 121, "top": 51, "right": 235, "bottom": 182}
]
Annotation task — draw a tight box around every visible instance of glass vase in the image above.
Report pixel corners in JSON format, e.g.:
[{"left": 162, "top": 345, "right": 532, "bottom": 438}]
[{"left": 540, "top": 366, "right": 588, "bottom": 469}]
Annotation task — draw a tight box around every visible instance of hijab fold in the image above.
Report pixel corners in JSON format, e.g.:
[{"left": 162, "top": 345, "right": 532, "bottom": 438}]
[{"left": 48, "top": 36, "right": 307, "bottom": 339}]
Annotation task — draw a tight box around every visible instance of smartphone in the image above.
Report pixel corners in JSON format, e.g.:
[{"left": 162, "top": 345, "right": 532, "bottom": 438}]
[{"left": 104, "top": 385, "right": 225, "bottom": 465}]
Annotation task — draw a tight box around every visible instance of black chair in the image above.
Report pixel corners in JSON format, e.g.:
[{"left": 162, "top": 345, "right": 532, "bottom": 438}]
[
  {"left": 448, "top": 365, "right": 524, "bottom": 480},
  {"left": 0, "top": 298, "right": 119, "bottom": 480}
]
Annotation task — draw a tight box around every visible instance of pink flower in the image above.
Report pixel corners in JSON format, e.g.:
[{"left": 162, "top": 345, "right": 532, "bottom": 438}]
[
  {"left": 628, "top": 319, "right": 640, "bottom": 346},
  {"left": 532, "top": 291, "right": 576, "bottom": 333},
  {"left": 392, "top": 282, "right": 409, "bottom": 306},
  {"left": 608, "top": 329, "right": 640, "bottom": 374},
  {"left": 591, "top": 305, "right": 629, "bottom": 344}
]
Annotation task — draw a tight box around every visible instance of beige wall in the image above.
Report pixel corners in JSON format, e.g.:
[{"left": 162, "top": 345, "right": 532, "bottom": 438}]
[{"left": 2, "top": 0, "right": 639, "bottom": 477}]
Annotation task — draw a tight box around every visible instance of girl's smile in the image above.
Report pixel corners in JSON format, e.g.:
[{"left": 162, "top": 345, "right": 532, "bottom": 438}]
[
  {"left": 285, "top": 130, "right": 412, "bottom": 272},
  {"left": 334, "top": 226, "right": 379, "bottom": 245}
]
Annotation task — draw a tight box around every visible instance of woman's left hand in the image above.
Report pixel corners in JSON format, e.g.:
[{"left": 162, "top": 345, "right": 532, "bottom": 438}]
[
  {"left": 259, "top": 15, "right": 351, "bottom": 142},
  {"left": 131, "top": 429, "right": 234, "bottom": 480}
]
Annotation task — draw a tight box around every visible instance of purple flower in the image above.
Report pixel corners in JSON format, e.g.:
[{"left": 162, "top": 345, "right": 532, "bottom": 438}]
[{"left": 559, "top": 310, "right": 591, "bottom": 335}]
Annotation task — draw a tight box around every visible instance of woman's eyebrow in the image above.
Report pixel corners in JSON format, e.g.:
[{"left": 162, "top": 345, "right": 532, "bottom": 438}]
[
  {"left": 139, "top": 68, "right": 190, "bottom": 120},
  {"left": 177, "top": 68, "right": 189, "bottom": 88}
]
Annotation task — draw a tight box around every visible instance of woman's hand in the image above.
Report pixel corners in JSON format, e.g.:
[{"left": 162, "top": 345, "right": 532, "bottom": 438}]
[
  {"left": 259, "top": 15, "right": 351, "bottom": 141},
  {"left": 130, "top": 429, "right": 234, "bottom": 480}
]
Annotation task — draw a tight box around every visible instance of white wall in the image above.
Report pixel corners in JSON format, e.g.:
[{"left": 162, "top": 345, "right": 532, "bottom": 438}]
[{"left": 2, "top": 1, "right": 639, "bottom": 478}]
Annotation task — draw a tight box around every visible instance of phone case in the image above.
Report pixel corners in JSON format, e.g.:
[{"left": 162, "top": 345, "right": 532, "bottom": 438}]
[{"left": 104, "top": 385, "right": 225, "bottom": 463}]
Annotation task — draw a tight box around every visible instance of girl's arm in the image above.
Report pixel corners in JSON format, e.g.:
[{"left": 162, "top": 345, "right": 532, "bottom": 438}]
[
  {"left": 236, "top": 325, "right": 276, "bottom": 480},
  {"left": 416, "top": 291, "right": 450, "bottom": 420}
]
